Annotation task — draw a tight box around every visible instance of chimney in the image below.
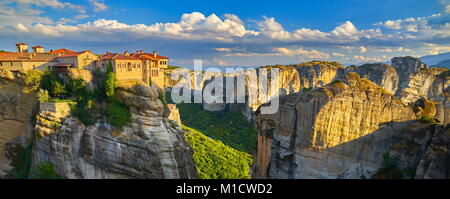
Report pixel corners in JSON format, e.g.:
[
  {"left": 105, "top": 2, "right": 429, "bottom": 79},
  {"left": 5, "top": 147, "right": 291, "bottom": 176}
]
[
  {"left": 16, "top": 43, "right": 29, "bottom": 53},
  {"left": 124, "top": 50, "right": 129, "bottom": 56},
  {"left": 32, "top": 46, "right": 44, "bottom": 53},
  {"left": 153, "top": 50, "right": 157, "bottom": 58}
]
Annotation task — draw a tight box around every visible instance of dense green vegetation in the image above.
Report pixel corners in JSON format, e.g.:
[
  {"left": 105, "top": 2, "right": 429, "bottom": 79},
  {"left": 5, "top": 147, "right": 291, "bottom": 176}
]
[
  {"left": 24, "top": 62, "right": 131, "bottom": 128},
  {"left": 38, "top": 89, "right": 50, "bottom": 102},
  {"left": 372, "top": 153, "right": 403, "bottom": 179},
  {"left": 103, "top": 62, "right": 131, "bottom": 128},
  {"left": 7, "top": 142, "right": 33, "bottom": 179},
  {"left": 34, "top": 162, "right": 60, "bottom": 179},
  {"left": 372, "top": 153, "right": 417, "bottom": 179},
  {"left": 106, "top": 101, "right": 131, "bottom": 128},
  {"left": 183, "top": 125, "right": 253, "bottom": 179},
  {"left": 65, "top": 75, "right": 98, "bottom": 126},
  {"left": 23, "top": 69, "right": 44, "bottom": 94},
  {"left": 104, "top": 62, "right": 117, "bottom": 102},
  {"left": 172, "top": 101, "right": 257, "bottom": 154},
  {"left": 40, "top": 69, "right": 68, "bottom": 98},
  {"left": 167, "top": 65, "right": 182, "bottom": 70},
  {"left": 419, "top": 116, "right": 433, "bottom": 123}
]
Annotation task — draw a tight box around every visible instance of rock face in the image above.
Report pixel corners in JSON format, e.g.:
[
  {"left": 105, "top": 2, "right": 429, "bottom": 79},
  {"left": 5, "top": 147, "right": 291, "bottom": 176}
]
[
  {"left": 346, "top": 63, "right": 399, "bottom": 95},
  {"left": 167, "top": 61, "right": 344, "bottom": 121},
  {"left": 415, "top": 125, "right": 450, "bottom": 179},
  {"left": 32, "top": 81, "right": 196, "bottom": 179},
  {"left": 254, "top": 73, "right": 418, "bottom": 179},
  {"left": 0, "top": 71, "right": 38, "bottom": 177},
  {"left": 390, "top": 57, "right": 450, "bottom": 123},
  {"left": 344, "top": 57, "right": 450, "bottom": 123}
]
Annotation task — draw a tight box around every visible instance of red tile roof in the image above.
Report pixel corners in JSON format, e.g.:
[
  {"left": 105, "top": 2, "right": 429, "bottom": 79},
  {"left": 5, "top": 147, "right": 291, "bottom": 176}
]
[
  {"left": 132, "top": 53, "right": 169, "bottom": 60},
  {"left": 99, "top": 53, "right": 141, "bottom": 60},
  {"left": 132, "top": 53, "right": 158, "bottom": 61},
  {"left": 0, "top": 52, "right": 58, "bottom": 62},
  {"left": 33, "top": 46, "right": 44, "bottom": 48},
  {"left": 47, "top": 49, "right": 77, "bottom": 54},
  {"left": 155, "top": 54, "right": 169, "bottom": 59},
  {"left": 56, "top": 51, "right": 89, "bottom": 58}
]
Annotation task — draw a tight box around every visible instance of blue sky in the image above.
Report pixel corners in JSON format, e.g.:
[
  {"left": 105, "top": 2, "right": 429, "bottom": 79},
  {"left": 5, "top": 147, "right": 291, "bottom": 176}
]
[{"left": 1, "top": 0, "right": 450, "bottom": 67}]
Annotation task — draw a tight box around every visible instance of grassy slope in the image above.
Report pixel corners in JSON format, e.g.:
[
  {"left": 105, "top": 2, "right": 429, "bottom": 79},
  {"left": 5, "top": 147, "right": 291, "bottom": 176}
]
[
  {"left": 183, "top": 125, "right": 253, "bottom": 179},
  {"left": 175, "top": 102, "right": 257, "bottom": 154}
]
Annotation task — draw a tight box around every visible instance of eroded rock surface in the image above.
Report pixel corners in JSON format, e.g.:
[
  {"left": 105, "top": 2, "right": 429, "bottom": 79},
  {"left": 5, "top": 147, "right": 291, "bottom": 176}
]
[
  {"left": 0, "top": 71, "right": 38, "bottom": 177},
  {"left": 32, "top": 81, "right": 196, "bottom": 179},
  {"left": 254, "top": 73, "right": 417, "bottom": 178}
]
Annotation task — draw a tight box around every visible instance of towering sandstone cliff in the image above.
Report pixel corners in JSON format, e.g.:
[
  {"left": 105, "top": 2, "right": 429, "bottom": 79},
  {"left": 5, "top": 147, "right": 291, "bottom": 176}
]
[
  {"left": 32, "top": 81, "right": 196, "bottom": 179},
  {"left": 254, "top": 73, "right": 418, "bottom": 178},
  {"left": 0, "top": 69, "right": 38, "bottom": 177},
  {"left": 165, "top": 61, "right": 345, "bottom": 121},
  {"left": 391, "top": 57, "right": 450, "bottom": 123}
]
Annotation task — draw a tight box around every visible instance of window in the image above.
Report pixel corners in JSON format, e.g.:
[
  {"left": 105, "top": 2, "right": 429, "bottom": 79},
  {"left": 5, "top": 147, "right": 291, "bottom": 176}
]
[
  {"left": 152, "top": 69, "right": 159, "bottom": 77},
  {"left": 0, "top": 62, "right": 2, "bottom": 66},
  {"left": 128, "top": 63, "right": 132, "bottom": 71}
]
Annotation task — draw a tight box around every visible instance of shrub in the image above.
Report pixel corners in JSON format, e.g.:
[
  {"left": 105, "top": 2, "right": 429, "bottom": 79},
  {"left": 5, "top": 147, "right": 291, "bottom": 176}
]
[
  {"left": 7, "top": 142, "right": 33, "bottom": 179},
  {"left": 372, "top": 153, "right": 403, "bottom": 179},
  {"left": 70, "top": 99, "right": 97, "bottom": 126},
  {"left": 23, "top": 69, "right": 44, "bottom": 93},
  {"left": 34, "top": 162, "right": 60, "bottom": 179},
  {"left": 331, "top": 79, "right": 344, "bottom": 84},
  {"left": 419, "top": 116, "right": 433, "bottom": 123},
  {"left": 68, "top": 77, "right": 91, "bottom": 100},
  {"left": 167, "top": 65, "right": 182, "bottom": 70},
  {"left": 40, "top": 69, "right": 67, "bottom": 98},
  {"left": 105, "top": 61, "right": 116, "bottom": 102},
  {"left": 302, "top": 87, "right": 313, "bottom": 91},
  {"left": 183, "top": 125, "right": 253, "bottom": 179},
  {"left": 38, "top": 89, "right": 49, "bottom": 102},
  {"left": 158, "top": 89, "right": 167, "bottom": 106},
  {"left": 107, "top": 100, "right": 131, "bottom": 129}
]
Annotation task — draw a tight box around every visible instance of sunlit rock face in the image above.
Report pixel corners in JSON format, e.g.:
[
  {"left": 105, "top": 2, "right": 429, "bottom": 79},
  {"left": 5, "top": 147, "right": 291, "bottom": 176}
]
[
  {"left": 390, "top": 56, "right": 450, "bottom": 123},
  {"left": 168, "top": 62, "right": 344, "bottom": 121},
  {"left": 33, "top": 81, "right": 196, "bottom": 179},
  {"left": 0, "top": 71, "right": 38, "bottom": 177},
  {"left": 254, "top": 73, "right": 417, "bottom": 179},
  {"left": 346, "top": 63, "right": 399, "bottom": 95}
]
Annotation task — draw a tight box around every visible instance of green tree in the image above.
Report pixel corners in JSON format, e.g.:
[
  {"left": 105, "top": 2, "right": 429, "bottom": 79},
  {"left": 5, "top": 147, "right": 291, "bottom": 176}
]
[
  {"left": 183, "top": 125, "right": 253, "bottom": 179},
  {"left": 68, "top": 77, "right": 90, "bottom": 101},
  {"left": 106, "top": 101, "right": 131, "bottom": 128},
  {"left": 51, "top": 80, "right": 67, "bottom": 98},
  {"left": 38, "top": 89, "right": 49, "bottom": 102},
  {"left": 174, "top": 101, "right": 257, "bottom": 153},
  {"left": 23, "top": 69, "right": 44, "bottom": 94},
  {"left": 105, "top": 61, "right": 116, "bottom": 102},
  {"left": 34, "top": 162, "right": 60, "bottom": 179},
  {"left": 40, "top": 69, "right": 67, "bottom": 98},
  {"left": 7, "top": 142, "right": 33, "bottom": 179}
]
